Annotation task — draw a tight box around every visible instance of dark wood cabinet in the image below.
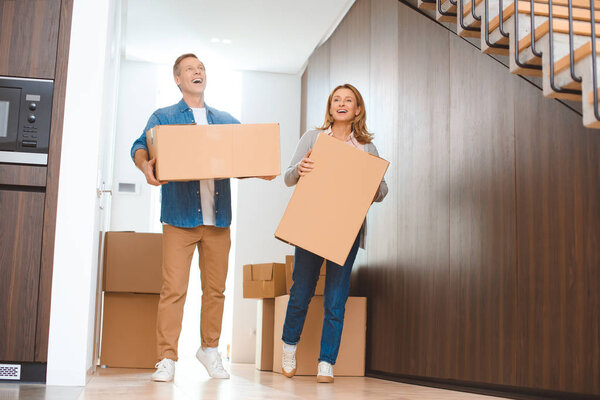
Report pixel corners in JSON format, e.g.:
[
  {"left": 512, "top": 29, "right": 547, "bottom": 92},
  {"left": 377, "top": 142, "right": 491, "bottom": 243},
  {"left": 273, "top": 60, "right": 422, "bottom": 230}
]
[
  {"left": 0, "top": 0, "right": 61, "bottom": 79},
  {"left": 0, "top": 188, "right": 45, "bottom": 361}
]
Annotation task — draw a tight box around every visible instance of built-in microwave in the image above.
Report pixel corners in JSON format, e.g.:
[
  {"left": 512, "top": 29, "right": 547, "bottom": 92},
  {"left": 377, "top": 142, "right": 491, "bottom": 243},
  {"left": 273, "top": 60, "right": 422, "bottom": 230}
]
[{"left": 0, "top": 76, "right": 53, "bottom": 165}]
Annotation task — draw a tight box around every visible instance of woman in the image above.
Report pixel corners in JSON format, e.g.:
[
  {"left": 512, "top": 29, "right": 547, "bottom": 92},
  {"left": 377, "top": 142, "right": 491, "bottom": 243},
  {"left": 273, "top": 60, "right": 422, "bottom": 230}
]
[{"left": 281, "top": 83, "right": 388, "bottom": 383}]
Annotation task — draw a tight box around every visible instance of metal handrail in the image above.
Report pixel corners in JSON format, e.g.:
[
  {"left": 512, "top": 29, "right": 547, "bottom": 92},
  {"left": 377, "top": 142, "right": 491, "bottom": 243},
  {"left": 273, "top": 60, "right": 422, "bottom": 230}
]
[
  {"left": 499, "top": 0, "right": 511, "bottom": 37},
  {"left": 485, "top": 0, "right": 510, "bottom": 48},
  {"left": 591, "top": 0, "right": 600, "bottom": 120},
  {"left": 471, "top": 0, "right": 482, "bottom": 21},
  {"left": 513, "top": 0, "right": 543, "bottom": 70},
  {"left": 530, "top": 0, "right": 544, "bottom": 57},
  {"left": 460, "top": 0, "right": 481, "bottom": 30},
  {"left": 548, "top": 0, "right": 582, "bottom": 93},
  {"left": 568, "top": 0, "right": 583, "bottom": 83},
  {"left": 438, "top": 0, "right": 458, "bottom": 17}
]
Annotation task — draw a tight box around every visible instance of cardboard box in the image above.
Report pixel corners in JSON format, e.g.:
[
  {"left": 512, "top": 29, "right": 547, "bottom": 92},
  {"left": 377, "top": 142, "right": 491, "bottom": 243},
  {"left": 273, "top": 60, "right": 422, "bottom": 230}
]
[
  {"left": 272, "top": 294, "right": 366, "bottom": 376},
  {"left": 146, "top": 123, "right": 280, "bottom": 181},
  {"left": 255, "top": 299, "right": 275, "bottom": 371},
  {"left": 285, "top": 255, "right": 326, "bottom": 295},
  {"left": 243, "top": 263, "right": 286, "bottom": 298},
  {"left": 103, "top": 231, "right": 163, "bottom": 294},
  {"left": 275, "top": 133, "right": 389, "bottom": 265},
  {"left": 100, "top": 293, "right": 158, "bottom": 368}
]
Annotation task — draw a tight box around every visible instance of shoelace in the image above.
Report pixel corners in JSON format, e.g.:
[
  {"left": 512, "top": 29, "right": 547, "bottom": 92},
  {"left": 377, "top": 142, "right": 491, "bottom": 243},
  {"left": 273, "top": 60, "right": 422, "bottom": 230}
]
[
  {"left": 211, "top": 353, "right": 226, "bottom": 373},
  {"left": 282, "top": 351, "right": 295, "bottom": 369},
  {"left": 155, "top": 359, "right": 172, "bottom": 372}
]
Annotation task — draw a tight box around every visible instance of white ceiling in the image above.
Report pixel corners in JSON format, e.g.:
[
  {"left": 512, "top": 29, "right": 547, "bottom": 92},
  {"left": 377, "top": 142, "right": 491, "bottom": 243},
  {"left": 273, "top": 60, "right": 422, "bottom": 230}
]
[{"left": 124, "top": 0, "right": 355, "bottom": 74}]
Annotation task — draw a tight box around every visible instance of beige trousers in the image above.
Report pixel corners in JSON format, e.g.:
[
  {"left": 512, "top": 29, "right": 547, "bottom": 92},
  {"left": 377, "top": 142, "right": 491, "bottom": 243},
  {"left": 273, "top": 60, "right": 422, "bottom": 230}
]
[{"left": 157, "top": 224, "right": 231, "bottom": 361}]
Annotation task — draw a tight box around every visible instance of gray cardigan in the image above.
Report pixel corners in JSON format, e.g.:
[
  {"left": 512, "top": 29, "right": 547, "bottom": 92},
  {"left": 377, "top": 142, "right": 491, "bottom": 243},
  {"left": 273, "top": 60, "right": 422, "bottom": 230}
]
[
  {"left": 284, "top": 129, "right": 388, "bottom": 201},
  {"left": 284, "top": 129, "right": 389, "bottom": 250}
]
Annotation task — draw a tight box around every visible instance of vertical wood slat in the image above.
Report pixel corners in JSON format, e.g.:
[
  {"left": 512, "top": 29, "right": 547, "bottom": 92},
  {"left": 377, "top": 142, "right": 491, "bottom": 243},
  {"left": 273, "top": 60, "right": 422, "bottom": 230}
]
[
  {"left": 0, "top": 0, "right": 60, "bottom": 79},
  {"left": 35, "top": 0, "right": 74, "bottom": 362},
  {"left": 0, "top": 189, "right": 45, "bottom": 361},
  {"left": 448, "top": 34, "right": 517, "bottom": 386},
  {"left": 365, "top": 0, "right": 399, "bottom": 374},
  {"left": 514, "top": 83, "right": 600, "bottom": 395}
]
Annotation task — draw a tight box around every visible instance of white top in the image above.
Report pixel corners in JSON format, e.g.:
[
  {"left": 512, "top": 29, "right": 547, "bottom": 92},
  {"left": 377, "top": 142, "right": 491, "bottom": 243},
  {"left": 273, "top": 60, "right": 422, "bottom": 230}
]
[{"left": 192, "top": 107, "right": 215, "bottom": 226}]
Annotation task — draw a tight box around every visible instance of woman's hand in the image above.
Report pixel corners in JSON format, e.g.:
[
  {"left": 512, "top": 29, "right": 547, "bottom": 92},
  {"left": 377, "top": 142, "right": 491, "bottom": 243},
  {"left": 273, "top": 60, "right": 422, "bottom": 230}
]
[{"left": 297, "top": 150, "right": 314, "bottom": 176}]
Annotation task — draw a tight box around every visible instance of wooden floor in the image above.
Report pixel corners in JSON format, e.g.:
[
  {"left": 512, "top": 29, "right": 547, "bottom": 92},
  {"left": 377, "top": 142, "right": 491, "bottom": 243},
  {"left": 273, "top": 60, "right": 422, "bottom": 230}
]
[{"left": 0, "top": 359, "right": 509, "bottom": 399}]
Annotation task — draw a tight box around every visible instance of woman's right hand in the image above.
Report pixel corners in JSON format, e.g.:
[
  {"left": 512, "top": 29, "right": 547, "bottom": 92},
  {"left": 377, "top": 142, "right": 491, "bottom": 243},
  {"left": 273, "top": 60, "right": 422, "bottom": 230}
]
[{"left": 297, "top": 150, "right": 314, "bottom": 176}]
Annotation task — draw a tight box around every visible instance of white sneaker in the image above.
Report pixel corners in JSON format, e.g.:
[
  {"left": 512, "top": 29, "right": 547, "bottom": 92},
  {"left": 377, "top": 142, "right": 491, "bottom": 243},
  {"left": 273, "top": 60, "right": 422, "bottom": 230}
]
[
  {"left": 151, "top": 358, "right": 175, "bottom": 382},
  {"left": 196, "top": 347, "right": 230, "bottom": 379},
  {"left": 317, "top": 361, "right": 334, "bottom": 383},
  {"left": 281, "top": 346, "right": 297, "bottom": 378}
]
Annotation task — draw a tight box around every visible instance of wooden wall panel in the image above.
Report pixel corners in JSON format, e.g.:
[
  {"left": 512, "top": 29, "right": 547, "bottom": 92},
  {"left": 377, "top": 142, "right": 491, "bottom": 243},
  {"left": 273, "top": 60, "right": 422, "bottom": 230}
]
[
  {"left": 363, "top": 0, "right": 399, "bottom": 374},
  {"left": 448, "top": 34, "right": 517, "bottom": 386},
  {"left": 0, "top": 189, "right": 45, "bottom": 361},
  {"left": 303, "top": 41, "right": 330, "bottom": 132},
  {"left": 0, "top": 0, "right": 60, "bottom": 79},
  {"left": 514, "top": 82, "right": 600, "bottom": 395},
  {"left": 35, "top": 0, "right": 74, "bottom": 362},
  {"left": 392, "top": 6, "right": 452, "bottom": 380},
  {"left": 328, "top": 0, "right": 371, "bottom": 108}
]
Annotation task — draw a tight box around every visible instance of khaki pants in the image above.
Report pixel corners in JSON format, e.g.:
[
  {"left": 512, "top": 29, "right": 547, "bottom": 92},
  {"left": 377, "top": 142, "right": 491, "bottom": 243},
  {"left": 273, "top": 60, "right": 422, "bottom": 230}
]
[{"left": 157, "top": 224, "right": 231, "bottom": 361}]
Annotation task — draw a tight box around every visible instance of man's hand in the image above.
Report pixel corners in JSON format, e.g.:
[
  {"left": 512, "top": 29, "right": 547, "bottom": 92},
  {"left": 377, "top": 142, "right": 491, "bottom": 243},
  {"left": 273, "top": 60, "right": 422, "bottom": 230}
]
[
  {"left": 298, "top": 149, "right": 314, "bottom": 176},
  {"left": 142, "top": 158, "right": 166, "bottom": 186}
]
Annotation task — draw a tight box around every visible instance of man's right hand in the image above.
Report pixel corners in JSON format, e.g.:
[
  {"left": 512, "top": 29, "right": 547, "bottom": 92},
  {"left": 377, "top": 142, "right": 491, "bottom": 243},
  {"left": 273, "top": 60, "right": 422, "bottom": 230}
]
[{"left": 142, "top": 158, "right": 165, "bottom": 186}]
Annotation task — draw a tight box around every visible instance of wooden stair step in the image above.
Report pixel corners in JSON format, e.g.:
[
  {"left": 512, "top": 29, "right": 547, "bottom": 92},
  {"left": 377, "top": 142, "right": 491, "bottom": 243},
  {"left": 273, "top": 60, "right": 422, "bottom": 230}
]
[
  {"left": 516, "top": 1, "right": 600, "bottom": 23},
  {"left": 518, "top": 19, "right": 600, "bottom": 52},
  {"left": 554, "top": 40, "right": 600, "bottom": 73}
]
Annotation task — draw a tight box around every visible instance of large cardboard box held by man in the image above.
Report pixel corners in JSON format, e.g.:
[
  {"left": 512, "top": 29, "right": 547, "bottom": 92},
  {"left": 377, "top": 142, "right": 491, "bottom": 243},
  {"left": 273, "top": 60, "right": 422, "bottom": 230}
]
[
  {"left": 103, "top": 231, "right": 163, "bottom": 294},
  {"left": 100, "top": 293, "right": 159, "bottom": 368},
  {"left": 272, "top": 294, "right": 366, "bottom": 376},
  {"left": 146, "top": 123, "right": 280, "bottom": 181},
  {"left": 275, "top": 133, "right": 389, "bottom": 265},
  {"left": 243, "top": 263, "right": 286, "bottom": 298}
]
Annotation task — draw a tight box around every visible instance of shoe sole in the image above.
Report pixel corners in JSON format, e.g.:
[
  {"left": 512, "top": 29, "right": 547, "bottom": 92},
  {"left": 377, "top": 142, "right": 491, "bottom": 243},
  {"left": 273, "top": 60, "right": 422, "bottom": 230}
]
[
  {"left": 282, "top": 367, "right": 296, "bottom": 378},
  {"left": 317, "top": 375, "right": 334, "bottom": 383}
]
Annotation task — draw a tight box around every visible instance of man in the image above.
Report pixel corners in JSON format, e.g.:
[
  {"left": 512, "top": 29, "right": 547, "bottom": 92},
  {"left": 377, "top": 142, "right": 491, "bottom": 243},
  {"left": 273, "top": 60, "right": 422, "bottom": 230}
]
[{"left": 131, "top": 53, "right": 240, "bottom": 381}]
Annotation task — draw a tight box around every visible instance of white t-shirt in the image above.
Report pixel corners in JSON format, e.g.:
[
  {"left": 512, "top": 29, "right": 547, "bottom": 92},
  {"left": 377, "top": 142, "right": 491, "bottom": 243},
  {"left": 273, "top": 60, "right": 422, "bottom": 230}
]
[{"left": 192, "top": 107, "right": 215, "bottom": 226}]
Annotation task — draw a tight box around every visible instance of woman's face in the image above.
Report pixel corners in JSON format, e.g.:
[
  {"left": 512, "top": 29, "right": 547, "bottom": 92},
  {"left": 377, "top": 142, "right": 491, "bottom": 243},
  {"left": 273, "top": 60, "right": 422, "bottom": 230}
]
[{"left": 329, "top": 88, "right": 360, "bottom": 123}]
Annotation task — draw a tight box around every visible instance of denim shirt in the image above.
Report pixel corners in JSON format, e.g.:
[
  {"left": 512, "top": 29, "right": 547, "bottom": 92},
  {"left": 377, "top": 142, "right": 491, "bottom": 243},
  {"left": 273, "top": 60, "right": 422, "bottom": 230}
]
[{"left": 130, "top": 98, "right": 240, "bottom": 228}]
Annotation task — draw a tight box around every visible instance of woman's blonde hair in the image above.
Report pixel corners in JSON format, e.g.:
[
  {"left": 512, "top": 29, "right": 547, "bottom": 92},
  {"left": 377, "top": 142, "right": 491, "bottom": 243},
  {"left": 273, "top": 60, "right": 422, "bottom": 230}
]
[{"left": 319, "top": 83, "right": 373, "bottom": 144}]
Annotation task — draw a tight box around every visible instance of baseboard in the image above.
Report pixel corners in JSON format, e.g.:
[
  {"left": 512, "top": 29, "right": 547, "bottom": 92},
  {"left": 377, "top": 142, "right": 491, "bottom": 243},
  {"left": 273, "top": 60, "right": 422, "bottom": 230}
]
[{"left": 0, "top": 361, "right": 47, "bottom": 383}]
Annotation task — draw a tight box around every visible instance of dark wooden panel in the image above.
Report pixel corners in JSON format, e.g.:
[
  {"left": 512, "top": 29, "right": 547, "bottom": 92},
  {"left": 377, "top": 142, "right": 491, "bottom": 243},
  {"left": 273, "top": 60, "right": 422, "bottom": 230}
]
[
  {"left": 0, "top": 189, "right": 45, "bottom": 361},
  {"left": 362, "top": 0, "right": 399, "bottom": 374},
  {"left": 304, "top": 41, "right": 330, "bottom": 132},
  {"left": 0, "top": 164, "right": 47, "bottom": 187},
  {"left": 448, "top": 34, "right": 517, "bottom": 386},
  {"left": 35, "top": 0, "right": 74, "bottom": 362},
  {"left": 514, "top": 82, "right": 600, "bottom": 395},
  {"left": 0, "top": 0, "right": 61, "bottom": 79},
  {"left": 391, "top": 6, "right": 452, "bottom": 380},
  {"left": 328, "top": 0, "right": 371, "bottom": 106}
]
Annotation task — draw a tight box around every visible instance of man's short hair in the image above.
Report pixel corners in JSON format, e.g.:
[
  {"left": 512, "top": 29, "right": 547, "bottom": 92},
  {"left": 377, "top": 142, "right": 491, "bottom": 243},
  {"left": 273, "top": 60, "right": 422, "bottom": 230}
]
[{"left": 173, "top": 53, "right": 198, "bottom": 76}]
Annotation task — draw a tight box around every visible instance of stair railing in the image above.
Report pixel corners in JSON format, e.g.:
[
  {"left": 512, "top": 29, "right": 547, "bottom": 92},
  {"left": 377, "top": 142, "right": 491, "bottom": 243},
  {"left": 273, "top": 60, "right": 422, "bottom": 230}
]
[
  {"left": 514, "top": 0, "right": 543, "bottom": 69},
  {"left": 548, "top": 0, "right": 582, "bottom": 93},
  {"left": 485, "top": 0, "right": 510, "bottom": 48},
  {"left": 568, "top": 0, "right": 583, "bottom": 83},
  {"left": 590, "top": 0, "right": 600, "bottom": 119}
]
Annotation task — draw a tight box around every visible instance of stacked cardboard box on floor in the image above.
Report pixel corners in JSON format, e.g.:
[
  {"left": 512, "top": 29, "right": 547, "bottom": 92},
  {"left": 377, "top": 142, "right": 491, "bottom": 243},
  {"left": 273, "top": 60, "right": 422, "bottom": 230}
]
[{"left": 100, "top": 232, "right": 163, "bottom": 369}]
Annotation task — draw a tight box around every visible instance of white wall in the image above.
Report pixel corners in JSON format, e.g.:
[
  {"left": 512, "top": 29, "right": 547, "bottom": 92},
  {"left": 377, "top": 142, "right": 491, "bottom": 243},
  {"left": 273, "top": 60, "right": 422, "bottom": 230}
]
[
  {"left": 46, "top": 0, "right": 121, "bottom": 386},
  {"left": 231, "top": 71, "right": 301, "bottom": 363}
]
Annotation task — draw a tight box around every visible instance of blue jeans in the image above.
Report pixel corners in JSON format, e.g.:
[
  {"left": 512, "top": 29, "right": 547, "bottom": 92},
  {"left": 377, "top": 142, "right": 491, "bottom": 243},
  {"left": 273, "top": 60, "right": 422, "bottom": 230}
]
[{"left": 281, "top": 235, "right": 361, "bottom": 365}]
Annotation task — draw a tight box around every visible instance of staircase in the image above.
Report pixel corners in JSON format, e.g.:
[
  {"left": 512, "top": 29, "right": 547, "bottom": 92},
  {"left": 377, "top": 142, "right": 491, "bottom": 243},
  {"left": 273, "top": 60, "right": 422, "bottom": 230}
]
[{"left": 415, "top": 0, "right": 600, "bottom": 128}]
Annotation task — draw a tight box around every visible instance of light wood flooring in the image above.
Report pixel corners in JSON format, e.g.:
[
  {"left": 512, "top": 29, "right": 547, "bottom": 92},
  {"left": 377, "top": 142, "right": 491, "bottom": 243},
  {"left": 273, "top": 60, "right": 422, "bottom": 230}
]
[{"left": 0, "top": 358, "right": 509, "bottom": 400}]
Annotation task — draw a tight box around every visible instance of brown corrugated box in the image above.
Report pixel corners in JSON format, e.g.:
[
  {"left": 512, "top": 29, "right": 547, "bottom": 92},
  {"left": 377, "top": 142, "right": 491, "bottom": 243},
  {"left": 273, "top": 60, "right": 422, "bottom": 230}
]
[
  {"left": 100, "top": 293, "right": 158, "bottom": 368},
  {"left": 103, "top": 232, "right": 163, "bottom": 294},
  {"left": 255, "top": 299, "right": 275, "bottom": 371},
  {"left": 275, "top": 133, "right": 389, "bottom": 265},
  {"left": 285, "top": 255, "right": 326, "bottom": 295},
  {"left": 272, "top": 294, "right": 366, "bottom": 376},
  {"left": 243, "top": 263, "right": 286, "bottom": 298},
  {"left": 146, "top": 123, "right": 280, "bottom": 181}
]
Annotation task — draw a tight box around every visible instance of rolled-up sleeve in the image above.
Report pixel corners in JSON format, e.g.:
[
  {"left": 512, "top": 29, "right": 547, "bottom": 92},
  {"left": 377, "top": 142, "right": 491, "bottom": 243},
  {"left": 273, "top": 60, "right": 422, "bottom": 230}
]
[{"left": 130, "top": 113, "right": 161, "bottom": 161}]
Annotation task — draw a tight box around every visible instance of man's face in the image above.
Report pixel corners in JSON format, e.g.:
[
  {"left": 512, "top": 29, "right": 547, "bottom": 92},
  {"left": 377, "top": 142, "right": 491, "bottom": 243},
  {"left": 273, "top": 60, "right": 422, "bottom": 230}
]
[{"left": 174, "top": 57, "right": 207, "bottom": 96}]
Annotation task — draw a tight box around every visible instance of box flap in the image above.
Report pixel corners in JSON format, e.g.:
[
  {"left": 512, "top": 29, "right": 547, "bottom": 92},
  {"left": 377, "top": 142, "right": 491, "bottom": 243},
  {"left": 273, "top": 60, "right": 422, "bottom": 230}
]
[{"left": 251, "top": 264, "right": 274, "bottom": 281}]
